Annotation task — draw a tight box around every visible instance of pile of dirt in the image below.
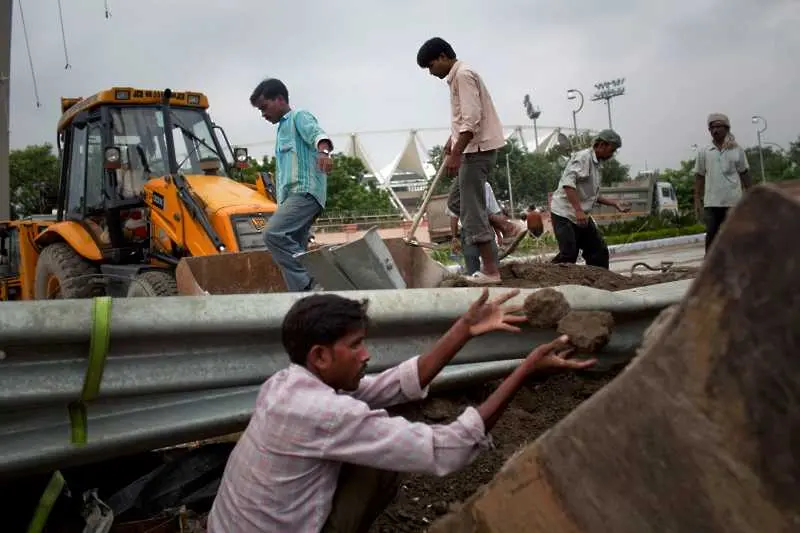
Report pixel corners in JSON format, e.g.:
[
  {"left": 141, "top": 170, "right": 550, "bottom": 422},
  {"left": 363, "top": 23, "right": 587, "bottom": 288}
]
[
  {"left": 368, "top": 370, "right": 621, "bottom": 533},
  {"left": 440, "top": 262, "right": 698, "bottom": 291}
]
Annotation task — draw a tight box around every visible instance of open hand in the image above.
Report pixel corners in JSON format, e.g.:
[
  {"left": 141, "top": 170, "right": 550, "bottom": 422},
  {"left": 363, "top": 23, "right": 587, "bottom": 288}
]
[
  {"left": 461, "top": 288, "right": 527, "bottom": 337},
  {"left": 616, "top": 201, "right": 631, "bottom": 213},
  {"left": 522, "top": 335, "right": 597, "bottom": 374}
]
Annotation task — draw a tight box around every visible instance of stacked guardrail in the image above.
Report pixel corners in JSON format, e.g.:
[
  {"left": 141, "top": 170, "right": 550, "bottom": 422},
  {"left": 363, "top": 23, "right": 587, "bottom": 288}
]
[{"left": 0, "top": 281, "right": 691, "bottom": 479}]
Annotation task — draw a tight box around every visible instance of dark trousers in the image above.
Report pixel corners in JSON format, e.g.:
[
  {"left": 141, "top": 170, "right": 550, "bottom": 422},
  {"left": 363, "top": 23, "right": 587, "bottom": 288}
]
[
  {"left": 551, "top": 213, "right": 610, "bottom": 269},
  {"left": 322, "top": 464, "right": 401, "bottom": 533},
  {"left": 461, "top": 226, "right": 498, "bottom": 275},
  {"left": 704, "top": 206, "right": 729, "bottom": 252},
  {"left": 446, "top": 151, "right": 497, "bottom": 246}
]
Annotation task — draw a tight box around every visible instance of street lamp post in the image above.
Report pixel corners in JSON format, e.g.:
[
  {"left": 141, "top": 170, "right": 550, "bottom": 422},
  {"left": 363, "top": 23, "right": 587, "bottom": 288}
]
[
  {"left": 523, "top": 94, "right": 541, "bottom": 149},
  {"left": 505, "top": 152, "right": 514, "bottom": 218},
  {"left": 566, "top": 89, "right": 584, "bottom": 140},
  {"left": 752, "top": 115, "right": 767, "bottom": 183},
  {"left": 591, "top": 78, "right": 626, "bottom": 129}
]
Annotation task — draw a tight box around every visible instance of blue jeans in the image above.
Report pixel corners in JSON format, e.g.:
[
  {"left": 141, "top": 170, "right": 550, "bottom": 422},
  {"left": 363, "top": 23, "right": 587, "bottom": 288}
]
[{"left": 263, "top": 193, "right": 322, "bottom": 291}]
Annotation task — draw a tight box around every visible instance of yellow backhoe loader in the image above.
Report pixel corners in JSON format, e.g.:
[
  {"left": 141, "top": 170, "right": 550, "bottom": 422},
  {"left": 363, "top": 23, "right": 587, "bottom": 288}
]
[
  {"left": 23, "top": 86, "right": 283, "bottom": 299},
  {"left": 0, "top": 217, "right": 54, "bottom": 300}
]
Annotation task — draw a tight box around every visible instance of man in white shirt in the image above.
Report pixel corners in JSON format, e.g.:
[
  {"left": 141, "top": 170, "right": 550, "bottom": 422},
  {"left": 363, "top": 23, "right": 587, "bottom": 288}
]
[
  {"left": 207, "top": 290, "right": 595, "bottom": 533},
  {"left": 693, "top": 113, "right": 752, "bottom": 251},
  {"left": 549, "top": 129, "right": 630, "bottom": 269}
]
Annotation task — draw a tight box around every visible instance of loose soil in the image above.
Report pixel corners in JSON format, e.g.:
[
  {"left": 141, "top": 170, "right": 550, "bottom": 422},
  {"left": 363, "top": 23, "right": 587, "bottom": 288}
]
[
  {"left": 368, "top": 370, "right": 622, "bottom": 533},
  {"left": 523, "top": 288, "right": 571, "bottom": 328},
  {"left": 440, "top": 261, "right": 699, "bottom": 291},
  {"left": 557, "top": 310, "right": 615, "bottom": 352}
]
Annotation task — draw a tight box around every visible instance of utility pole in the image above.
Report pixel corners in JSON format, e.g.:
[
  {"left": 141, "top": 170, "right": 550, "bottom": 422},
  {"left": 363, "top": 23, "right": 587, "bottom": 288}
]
[
  {"left": 591, "top": 78, "right": 626, "bottom": 129},
  {"left": 752, "top": 115, "right": 767, "bottom": 183},
  {"left": 522, "top": 94, "right": 541, "bottom": 149},
  {"left": 0, "top": 0, "right": 11, "bottom": 220}
]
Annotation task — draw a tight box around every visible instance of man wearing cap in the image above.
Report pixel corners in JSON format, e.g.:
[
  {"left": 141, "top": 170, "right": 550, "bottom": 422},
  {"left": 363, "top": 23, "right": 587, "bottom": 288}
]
[
  {"left": 548, "top": 129, "right": 630, "bottom": 270},
  {"left": 693, "top": 113, "right": 752, "bottom": 251}
]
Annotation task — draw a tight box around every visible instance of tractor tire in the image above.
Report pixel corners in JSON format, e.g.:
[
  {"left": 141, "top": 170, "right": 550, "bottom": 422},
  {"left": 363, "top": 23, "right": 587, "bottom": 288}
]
[
  {"left": 34, "top": 243, "right": 102, "bottom": 299},
  {"left": 127, "top": 270, "right": 178, "bottom": 297}
]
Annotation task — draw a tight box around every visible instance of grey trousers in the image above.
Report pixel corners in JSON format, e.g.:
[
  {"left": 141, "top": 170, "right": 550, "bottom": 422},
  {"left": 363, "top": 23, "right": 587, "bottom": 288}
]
[{"left": 446, "top": 150, "right": 497, "bottom": 246}]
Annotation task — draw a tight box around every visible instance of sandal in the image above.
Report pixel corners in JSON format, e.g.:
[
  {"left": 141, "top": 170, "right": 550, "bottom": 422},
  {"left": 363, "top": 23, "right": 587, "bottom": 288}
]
[{"left": 463, "top": 271, "right": 502, "bottom": 285}]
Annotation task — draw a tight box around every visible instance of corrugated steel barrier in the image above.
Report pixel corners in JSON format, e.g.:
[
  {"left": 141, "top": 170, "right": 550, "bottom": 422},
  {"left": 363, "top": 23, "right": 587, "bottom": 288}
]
[{"left": 0, "top": 281, "right": 692, "bottom": 478}]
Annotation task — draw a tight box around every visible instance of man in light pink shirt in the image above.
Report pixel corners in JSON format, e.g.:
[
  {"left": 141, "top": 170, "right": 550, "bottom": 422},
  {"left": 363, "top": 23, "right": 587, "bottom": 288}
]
[
  {"left": 207, "top": 289, "right": 595, "bottom": 533},
  {"left": 417, "top": 37, "right": 525, "bottom": 285}
]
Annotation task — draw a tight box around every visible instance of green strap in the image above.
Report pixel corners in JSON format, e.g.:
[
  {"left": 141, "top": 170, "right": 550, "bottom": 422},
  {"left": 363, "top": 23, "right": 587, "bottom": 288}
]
[
  {"left": 26, "top": 470, "right": 66, "bottom": 533},
  {"left": 68, "top": 296, "right": 113, "bottom": 445}
]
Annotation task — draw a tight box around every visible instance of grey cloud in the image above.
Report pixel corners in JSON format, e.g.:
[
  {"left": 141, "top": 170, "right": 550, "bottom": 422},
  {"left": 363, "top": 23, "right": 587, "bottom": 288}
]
[{"left": 7, "top": 0, "right": 799, "bottom": 178}]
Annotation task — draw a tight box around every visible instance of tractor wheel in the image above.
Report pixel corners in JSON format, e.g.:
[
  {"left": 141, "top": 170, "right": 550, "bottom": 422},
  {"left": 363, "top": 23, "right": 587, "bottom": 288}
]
[
  {"left": 34, "top": 243, "right": 102, "bottom": 299},
  {"left": 127, "top": 270, "right": 178, "bottom": 297}
]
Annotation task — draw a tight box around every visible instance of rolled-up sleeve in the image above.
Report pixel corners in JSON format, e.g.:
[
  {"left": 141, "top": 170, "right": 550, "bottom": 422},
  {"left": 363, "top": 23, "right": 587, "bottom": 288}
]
[
  {"left": 455, "top": 71, "right": 482, "bottom": 134},
  {"left": 346, "top": 356, "right": 429, "bottom": 409},
  {"left": 294, "top": 110, "right": 333, "bottom": 151},
  {"left": 693, "top": 151, "right": 706, "bottom": 177},
  {"left": 319, "top": 400, "right": 492, "bottom": 477},
  {"left": 559, "top": 155, "right": 585, "bottom": 189}
]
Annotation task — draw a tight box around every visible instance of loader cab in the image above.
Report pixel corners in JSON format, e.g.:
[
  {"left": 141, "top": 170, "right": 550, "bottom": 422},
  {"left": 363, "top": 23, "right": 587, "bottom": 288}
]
[{"left": 55, "top": 88, "right": 236, "bottom": 262}]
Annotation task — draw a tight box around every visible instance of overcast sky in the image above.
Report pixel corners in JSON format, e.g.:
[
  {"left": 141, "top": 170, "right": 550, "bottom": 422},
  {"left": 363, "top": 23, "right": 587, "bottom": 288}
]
[{"left": 8, "top": 0, "right": 800, "bottom": 176}]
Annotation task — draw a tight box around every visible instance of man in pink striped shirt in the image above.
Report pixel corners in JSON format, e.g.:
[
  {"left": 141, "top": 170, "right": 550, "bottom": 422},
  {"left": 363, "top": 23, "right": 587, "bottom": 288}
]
[{"left": 207, "top": 289, "right": 594, "bottom": 532}]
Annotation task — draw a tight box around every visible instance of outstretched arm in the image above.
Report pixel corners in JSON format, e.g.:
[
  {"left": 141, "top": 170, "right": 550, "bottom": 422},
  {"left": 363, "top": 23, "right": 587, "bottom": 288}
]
[{"left": 416, "top": 289, "right": 526, "bottom": 389}]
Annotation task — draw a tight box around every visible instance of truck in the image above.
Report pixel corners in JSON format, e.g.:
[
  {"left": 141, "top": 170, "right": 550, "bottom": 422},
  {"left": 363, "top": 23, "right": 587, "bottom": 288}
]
[{"left": 590, "top": 171, "right": 680, "bottom": 226}]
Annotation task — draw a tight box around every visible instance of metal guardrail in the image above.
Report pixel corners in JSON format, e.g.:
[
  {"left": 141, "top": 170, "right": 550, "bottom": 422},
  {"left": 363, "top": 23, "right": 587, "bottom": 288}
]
[{"left": 0, "top": 280, "right": 692, "bottom": 478}]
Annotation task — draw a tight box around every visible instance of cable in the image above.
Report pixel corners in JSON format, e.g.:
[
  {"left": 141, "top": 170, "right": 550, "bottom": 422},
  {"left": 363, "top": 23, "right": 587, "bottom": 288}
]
[
  {"left": 56, "top": 0, "right": 71, "bottom": 69},
  {"left": 16, "top": 0, "right": 41, "bottom": 107}
]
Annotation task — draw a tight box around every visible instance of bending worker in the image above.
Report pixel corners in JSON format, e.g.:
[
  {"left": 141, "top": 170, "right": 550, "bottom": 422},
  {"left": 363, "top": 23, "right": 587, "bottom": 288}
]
[{"left": 549, "top": 129, "right": 630, "bottom": 270}]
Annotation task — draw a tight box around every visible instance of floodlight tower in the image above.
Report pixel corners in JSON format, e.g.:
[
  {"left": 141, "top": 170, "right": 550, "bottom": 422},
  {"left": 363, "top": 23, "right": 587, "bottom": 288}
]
[
  {"left": 523, "top": 93, "right": 541, "bottom": 149},
  {"left": 591, "top": 78, "right": 626, "bottom": 129}
]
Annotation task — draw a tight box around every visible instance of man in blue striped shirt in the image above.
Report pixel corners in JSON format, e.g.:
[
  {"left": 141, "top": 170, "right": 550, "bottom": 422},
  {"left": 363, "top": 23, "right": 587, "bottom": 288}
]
[{"left": 250, "top": 78, "right": 334, "bottom": 291}]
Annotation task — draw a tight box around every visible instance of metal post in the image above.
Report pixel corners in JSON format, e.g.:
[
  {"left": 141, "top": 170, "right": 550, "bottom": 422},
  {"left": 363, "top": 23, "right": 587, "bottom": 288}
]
[
  {"left": 567, "top": 89, "right": 584, "bottom": 142},
  {"left": 757, "top": 130, "right": 765, "bottom": 183},
  {"left": 752, "top": 115, "right": 767, "bottom": 183},
  {"left": 591, "top": 78, "right": 625, "bottom": 132},
  {"left": 505, "top": 152, "right": 514, "bottom": 218},
  {"left": 0, "top": 0, "right": 11, "bottom": 220}
]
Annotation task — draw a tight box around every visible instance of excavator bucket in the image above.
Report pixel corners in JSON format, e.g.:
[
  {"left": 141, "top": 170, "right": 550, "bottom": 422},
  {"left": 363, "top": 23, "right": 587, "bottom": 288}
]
[
  {"left": 175, "top": 250, "right": 287, "bottom": 295},
  {"left": 428, "top": 184, "right": 800, "bottom": 533},
  {"left": 295, "top": 226, "right": 451, "bottom": 290}
]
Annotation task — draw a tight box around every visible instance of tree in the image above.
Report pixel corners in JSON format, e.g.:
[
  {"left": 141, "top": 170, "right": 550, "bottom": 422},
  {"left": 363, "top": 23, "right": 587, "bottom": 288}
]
[
  {"left": 9, "top": 144, "right": 59, "bottom": 219},
  {"left": 238, "top": 153, "right": 394, "bottom": 215},
  {"left": 324, "top": 154, "right": 395, "bottom": 214},
  {"left": 743, "top": 146, "right": 800, "bottom": 183}
]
